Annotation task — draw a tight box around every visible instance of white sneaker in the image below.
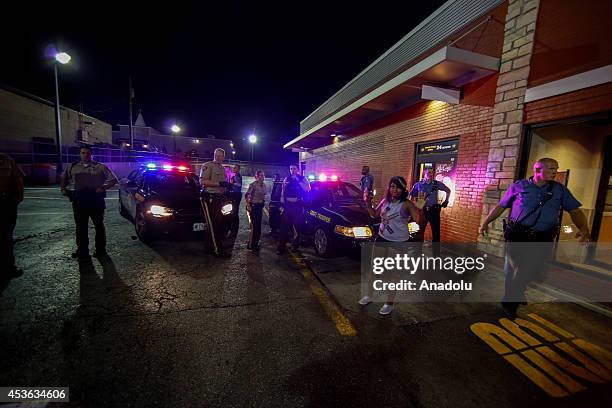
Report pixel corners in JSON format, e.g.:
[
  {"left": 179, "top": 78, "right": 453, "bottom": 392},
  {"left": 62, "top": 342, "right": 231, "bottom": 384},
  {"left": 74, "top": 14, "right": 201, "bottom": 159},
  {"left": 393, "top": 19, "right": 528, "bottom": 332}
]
[
  {"left": 379, "top": 303, "right": 394, "bottom": 315},
  {"left": 358, "top": 296, "right": 372, "bottom": 306}
]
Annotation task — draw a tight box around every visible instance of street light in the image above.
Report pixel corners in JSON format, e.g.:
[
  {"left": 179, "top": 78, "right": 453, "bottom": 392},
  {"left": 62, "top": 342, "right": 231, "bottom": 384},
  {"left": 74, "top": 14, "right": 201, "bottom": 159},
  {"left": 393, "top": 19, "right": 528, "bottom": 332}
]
[
  {"left": 248, "top": 134, "right": 257, "bottom": 161},
  {"left": 52, "top": 51, "right": 71, "bottom": 175},
  {"left": 170, "top": 125, "right": 181, "bottom": 155}
]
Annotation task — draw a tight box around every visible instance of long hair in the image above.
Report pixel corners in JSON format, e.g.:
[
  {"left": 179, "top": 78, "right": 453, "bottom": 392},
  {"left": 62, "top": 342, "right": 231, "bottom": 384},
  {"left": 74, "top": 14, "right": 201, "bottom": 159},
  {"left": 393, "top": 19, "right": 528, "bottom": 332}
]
[{"left": 385, "top": 176, "right": 408, "bottom": 203}]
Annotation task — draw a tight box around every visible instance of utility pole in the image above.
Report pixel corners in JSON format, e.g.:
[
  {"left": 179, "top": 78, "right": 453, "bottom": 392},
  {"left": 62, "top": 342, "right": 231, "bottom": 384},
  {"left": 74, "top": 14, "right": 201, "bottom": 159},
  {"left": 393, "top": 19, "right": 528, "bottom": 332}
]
[
  {"left": 53, "top": 63, "right": 63, "bottom": 174},
  {"left": 129, "top": 76, "right": 134, "bottom": 149}
]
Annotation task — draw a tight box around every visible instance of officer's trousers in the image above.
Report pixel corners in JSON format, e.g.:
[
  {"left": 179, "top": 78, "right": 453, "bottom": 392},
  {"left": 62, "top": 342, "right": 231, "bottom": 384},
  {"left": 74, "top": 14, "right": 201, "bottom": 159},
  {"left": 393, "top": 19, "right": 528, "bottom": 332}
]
[
  {"left": 248, "top": 203, "right": 264, "bottom": 248},
  {"left": 277, "top": 201, "right": 303, "bottom": 251},
  {"left": 73, "top": 204, "right": 106, "bottom": 255},
  {"left": 201, "top": 192, "right": 230, "bottom": 254}
]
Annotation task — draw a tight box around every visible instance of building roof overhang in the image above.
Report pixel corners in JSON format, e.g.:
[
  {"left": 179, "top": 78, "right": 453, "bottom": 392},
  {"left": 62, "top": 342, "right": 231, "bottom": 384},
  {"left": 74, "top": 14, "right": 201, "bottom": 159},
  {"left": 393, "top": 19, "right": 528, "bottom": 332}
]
[{"left": 284, "top": 46, "right": 499, "bottom": 150}]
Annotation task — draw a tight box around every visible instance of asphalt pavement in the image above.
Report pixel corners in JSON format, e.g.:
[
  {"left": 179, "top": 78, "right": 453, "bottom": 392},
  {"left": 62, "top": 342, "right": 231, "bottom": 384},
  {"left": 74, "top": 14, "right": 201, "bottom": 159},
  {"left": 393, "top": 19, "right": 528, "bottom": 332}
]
[{"left": 0, "top": 186, "right": 610, "bottom": 407}]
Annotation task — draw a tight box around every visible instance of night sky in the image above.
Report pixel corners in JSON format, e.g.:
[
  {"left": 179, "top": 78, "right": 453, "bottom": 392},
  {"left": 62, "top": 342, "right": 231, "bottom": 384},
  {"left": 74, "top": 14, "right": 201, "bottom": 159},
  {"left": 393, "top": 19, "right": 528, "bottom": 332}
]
[{"left": 2, "top": 1, "right": 446, "bottom": 162}]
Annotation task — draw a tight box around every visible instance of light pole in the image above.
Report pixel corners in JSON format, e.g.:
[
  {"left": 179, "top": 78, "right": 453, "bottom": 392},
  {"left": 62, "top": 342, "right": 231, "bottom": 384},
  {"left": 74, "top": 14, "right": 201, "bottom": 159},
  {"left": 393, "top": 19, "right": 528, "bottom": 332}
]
[
  {"left": 248, "top": 134, "right": 257, "bottom": 162},
  {"left": 53, "top": 51, "right": 71, "bottom": 174},
  {"left": 171, "top": 124, "right": 181, "bottom": 156}
]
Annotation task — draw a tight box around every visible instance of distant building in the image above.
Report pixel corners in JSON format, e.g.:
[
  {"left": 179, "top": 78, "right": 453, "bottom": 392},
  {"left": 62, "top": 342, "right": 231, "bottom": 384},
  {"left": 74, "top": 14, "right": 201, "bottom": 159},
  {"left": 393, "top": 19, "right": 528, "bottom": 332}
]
[
  {"left": 0, "top": 85, "right": 113, "bottom": 163},
  {"left": 113, "top": 111, "right": 233, "bottom": 160}
]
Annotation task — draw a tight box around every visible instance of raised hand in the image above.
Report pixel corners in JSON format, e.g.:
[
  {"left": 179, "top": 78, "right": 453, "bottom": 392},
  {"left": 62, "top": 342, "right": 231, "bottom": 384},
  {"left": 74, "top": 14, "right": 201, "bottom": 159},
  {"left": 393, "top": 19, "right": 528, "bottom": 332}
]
[{"left": 414, "top": 191, "right": 427, "bottom": 210}]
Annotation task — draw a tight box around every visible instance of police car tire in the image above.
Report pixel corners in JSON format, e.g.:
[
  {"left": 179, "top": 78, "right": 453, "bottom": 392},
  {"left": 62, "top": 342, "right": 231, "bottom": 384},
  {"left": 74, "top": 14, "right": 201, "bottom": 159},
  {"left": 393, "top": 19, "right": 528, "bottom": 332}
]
[{"left": 313, "top": 227, "right": 335, "bottom": 258}]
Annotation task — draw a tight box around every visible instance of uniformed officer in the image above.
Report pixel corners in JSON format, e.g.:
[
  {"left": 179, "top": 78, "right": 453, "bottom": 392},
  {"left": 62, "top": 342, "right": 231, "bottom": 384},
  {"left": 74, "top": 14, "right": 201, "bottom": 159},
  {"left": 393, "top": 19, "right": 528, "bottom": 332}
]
[
  {"left": 229, "top": 164, "right": 243, "bottom": 238},
  {"left": 360, "top": 165, "right": 374, "bottom": 203},
  {"left": 276, "top": 164, "right": 311, "bottom": 254},
  {"left": 409, "top": 168, "right": 451, "bottom": 256},
  {"left": 245, "top": 169, "right": 267, "bottom": 252},
  {"left": 268, "top": 173, "right": 282, "bottom": 234},
  {"left": 0, "top": 153, "right": 25, "bottom": 280},
  {"left": 60, "top": 146, "right": 118, "bottom": 260},
  {"left": 199, "top": 148, "right": 233, "bottom": 257},
  {"left": 480, "top": 158, "right": 591, "bottom": 319}
]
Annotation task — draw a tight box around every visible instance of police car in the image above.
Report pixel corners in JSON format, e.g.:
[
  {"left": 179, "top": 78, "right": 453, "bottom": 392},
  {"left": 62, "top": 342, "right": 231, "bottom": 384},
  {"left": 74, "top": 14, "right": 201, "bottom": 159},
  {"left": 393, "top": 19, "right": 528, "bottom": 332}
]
[
  {"left": 302, "top": 175, "right": 379, "bottom": 257},
  {"left": 118, "top": 162, "right": 231, "bottom": 241}
]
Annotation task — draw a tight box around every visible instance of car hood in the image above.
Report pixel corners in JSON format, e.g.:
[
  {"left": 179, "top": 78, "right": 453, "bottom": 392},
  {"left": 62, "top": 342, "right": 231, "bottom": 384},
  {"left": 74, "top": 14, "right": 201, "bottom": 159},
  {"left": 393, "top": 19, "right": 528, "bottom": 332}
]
[
  {"left": 150, "top": 189, "right": 201, "bottom": 209},
  {"left": 323, "top": 202, "right": 378, "bottom": 226}
]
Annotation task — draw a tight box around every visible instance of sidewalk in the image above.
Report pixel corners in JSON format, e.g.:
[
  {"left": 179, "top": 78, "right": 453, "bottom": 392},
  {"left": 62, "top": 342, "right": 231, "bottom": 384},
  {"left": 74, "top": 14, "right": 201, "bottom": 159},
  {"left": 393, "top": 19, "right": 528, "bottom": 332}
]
[{"left": 294, "top": 242, "right": 612, "bottom": 326}]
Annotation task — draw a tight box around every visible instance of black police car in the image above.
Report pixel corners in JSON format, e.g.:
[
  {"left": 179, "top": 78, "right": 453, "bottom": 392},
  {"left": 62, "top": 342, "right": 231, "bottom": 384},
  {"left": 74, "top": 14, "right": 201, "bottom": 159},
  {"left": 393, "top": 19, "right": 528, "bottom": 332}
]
[
  {"left": 302, "top": 179, "right": 379, "bottom": 257},
  {"left": 118, "top": 163, "right": 209, "bottom": 241}
]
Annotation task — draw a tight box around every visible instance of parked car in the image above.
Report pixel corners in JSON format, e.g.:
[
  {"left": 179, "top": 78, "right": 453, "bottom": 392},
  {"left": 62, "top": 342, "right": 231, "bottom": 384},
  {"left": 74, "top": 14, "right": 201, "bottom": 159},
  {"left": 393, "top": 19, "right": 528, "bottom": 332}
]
[
  {"left": 302, "top": 179, "right": 380, "bottom": 257},
  {"left": 118, "top": 162, "right": 207, "bottom": 241}
]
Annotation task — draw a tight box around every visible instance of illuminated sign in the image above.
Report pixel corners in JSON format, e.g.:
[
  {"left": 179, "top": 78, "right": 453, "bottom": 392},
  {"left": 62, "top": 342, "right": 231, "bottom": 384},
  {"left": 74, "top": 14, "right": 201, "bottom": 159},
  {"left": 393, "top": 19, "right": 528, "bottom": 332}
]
[{"left": 418, "top": 140, "right": 459, "bottom": 155}]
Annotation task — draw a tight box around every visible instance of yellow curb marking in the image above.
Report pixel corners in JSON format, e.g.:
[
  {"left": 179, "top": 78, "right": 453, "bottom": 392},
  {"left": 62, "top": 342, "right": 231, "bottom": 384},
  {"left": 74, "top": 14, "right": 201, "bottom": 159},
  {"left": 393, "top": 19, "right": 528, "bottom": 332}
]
[
  {"left": 471, "top": 313, "right": 612, "bottom": 398},
  {"left": 289, "top": 252, "right": 357, "bottom": 337}
]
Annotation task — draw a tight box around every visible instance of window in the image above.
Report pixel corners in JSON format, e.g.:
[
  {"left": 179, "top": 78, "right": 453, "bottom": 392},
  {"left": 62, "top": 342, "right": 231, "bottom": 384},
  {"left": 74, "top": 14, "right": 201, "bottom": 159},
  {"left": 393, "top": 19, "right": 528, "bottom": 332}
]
[{"left": 145, "top": 172, "right": 199, "bottom": 190}]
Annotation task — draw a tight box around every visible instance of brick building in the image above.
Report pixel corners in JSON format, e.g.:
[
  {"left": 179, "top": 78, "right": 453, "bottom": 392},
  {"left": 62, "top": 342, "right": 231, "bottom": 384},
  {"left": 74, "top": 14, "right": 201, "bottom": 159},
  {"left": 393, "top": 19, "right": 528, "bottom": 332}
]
[{"left": 284, "top": 0, "right": 612, "bottom": 257}]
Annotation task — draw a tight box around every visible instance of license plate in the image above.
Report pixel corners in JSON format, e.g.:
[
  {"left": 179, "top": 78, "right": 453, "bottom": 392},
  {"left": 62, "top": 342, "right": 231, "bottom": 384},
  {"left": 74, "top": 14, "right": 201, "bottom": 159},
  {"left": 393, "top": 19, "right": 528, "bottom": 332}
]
[{"left": 193, "top": 223, "right": 206, "bottom": 232}]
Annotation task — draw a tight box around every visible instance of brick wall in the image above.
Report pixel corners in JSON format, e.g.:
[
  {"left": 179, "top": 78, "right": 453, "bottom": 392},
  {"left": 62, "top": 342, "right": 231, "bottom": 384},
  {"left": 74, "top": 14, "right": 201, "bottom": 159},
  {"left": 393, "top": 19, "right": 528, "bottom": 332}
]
[
  {"left": 302, "top": 100, "right": 494, "bottom": 242},
  {"left": 525, "top": 82, "right": 612, "bottom": 124}
]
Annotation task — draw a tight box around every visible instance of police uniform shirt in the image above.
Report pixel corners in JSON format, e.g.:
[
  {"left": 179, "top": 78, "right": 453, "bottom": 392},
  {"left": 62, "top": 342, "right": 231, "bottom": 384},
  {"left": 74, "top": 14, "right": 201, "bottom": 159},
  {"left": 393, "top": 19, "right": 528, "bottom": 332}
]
[
  {"left": 499, "top": 178, "right": 581, "bottom": 232},
  {"left": 284, "top": 175, "right": 307, "bottom": 202},
  {"left": 246, "top": 181, "right": 267, "bottom": 204},
  {"left": 200, "top": 161, "right": 227, "bottom": 194},
  {"left": 64, "top": 161, "right": 115, "bottom": 192},
  {"left": 360, "top": 173, "right": 374, "bottom": 194},
  {"left": 0, "top": 153, "right": 25, "bottom": 197},
  {"left": 410, "top": 180, "right": 446, "bottom": 207},
  {"left": 230, "top": 172, "right": 243, "bottom": 194}
]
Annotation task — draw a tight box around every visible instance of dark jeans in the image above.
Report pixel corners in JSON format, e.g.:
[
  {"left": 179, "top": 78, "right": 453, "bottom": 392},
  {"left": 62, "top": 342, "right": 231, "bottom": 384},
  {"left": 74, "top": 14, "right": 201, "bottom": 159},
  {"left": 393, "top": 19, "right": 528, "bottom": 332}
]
[
  {"left": 248, "top": 203, "right": 264, "bottom": 248},
  {"left": 73, "top": 204, "right": 106, "bottom": 255},
  {"left": 230, "top": 192, "right": 242, "bottom": 234},
  {"left": 503, "top": 240, "right": 553, "bottom": 305},
  {"left": 278, "top": 201, "right": 303, "bottom": 250},
  {"left": 424, "top": 206, "right": 441, "bottom": 256},
  {"left": 0, "top": 197, "right": 18, "bottom": 275},
  {"left": 269, "top": 202, "right": 281, "bottom": 231}
]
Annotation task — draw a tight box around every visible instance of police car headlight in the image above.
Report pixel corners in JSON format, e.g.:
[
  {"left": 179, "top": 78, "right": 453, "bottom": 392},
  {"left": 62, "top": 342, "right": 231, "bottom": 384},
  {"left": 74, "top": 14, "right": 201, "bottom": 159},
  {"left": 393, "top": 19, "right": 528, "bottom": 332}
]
[
  {"left": 149, "top": 205, "right": 173, "bottom": 217},
  {"left": 221, "top": 203, "right": 233, "bottom": 215},
  {"left": 334, "top": 225, "right": 372, "bottom": 238}
]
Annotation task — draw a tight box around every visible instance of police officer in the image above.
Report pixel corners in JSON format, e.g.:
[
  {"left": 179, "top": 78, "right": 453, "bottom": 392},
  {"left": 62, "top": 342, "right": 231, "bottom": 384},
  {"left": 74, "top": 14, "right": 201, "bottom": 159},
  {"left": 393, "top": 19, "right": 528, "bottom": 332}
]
[
  {"left": 360, "top": 165, "right": 374, "bottom": 203},
  {"left": 409, "top": 168, "right": 450, "bottom": 256},
  {"left": 276, "top": 164, "right": 311, "bottom": 254},
  {"left": 199, "top": 148, "right": 232, "bottom": 257},
  {"left": 480, "top": 158, "right": 591, "bottom": 319},
  {"left": 0, "top": 153, "right": 25, "bottom": 280},
  {"left": 268, "top": 173, "right": 282, "bottom": 234},
  {"left": 245, "top": 169, "right": 267, "bottom": 252},
  {"left": 60, "top": 146, "right": 118, "bottom": 260},
  {"left": 229, "top": 164, "right": 243, "bottom": 238}
]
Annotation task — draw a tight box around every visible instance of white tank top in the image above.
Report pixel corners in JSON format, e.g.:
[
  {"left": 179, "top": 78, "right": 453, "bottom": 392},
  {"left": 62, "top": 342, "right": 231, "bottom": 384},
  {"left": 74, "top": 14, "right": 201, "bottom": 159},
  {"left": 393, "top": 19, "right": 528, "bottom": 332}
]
[{"left": 379, "top": 199, "right": 412, "bottom": 242}]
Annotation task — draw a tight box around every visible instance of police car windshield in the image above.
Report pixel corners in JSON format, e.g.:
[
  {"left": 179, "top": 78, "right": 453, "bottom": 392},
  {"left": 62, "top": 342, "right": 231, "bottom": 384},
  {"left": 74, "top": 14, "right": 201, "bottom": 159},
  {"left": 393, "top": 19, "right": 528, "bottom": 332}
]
[
  {"left": 145, "top": 172, "right": 199, "bottom": 190},
  {"left": 314, "top": 182, "right": 361, "bottom": 202}
]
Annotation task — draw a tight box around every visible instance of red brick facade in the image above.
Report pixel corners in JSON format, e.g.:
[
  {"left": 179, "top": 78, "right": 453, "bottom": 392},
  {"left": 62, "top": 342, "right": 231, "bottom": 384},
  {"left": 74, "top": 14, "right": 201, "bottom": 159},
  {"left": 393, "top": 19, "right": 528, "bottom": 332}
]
[
  {"left": 524, "top": 82, "right": 612, "bottom": 124},
  {"left": 302, "top": 99, "right": 494, "bottom": 243}
]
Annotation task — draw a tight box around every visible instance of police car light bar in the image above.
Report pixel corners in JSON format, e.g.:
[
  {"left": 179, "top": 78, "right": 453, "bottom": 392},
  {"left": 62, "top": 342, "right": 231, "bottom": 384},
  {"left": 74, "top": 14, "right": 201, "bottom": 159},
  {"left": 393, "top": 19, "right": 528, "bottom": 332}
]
[
  {"left": 319, "top": 173, "right": 327, "bottom": 181},
  {"left": 330, "top": 175, "right": 338, "bottom": 181},
  {"left": 146, "top": 163, "right": 157, "bottom": 169},
  {"left": 162, "top": 164, "right": 173, "bottom": 171},
  {"left": 307, "top": 174, "right": 316, "bottom": 181}
]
